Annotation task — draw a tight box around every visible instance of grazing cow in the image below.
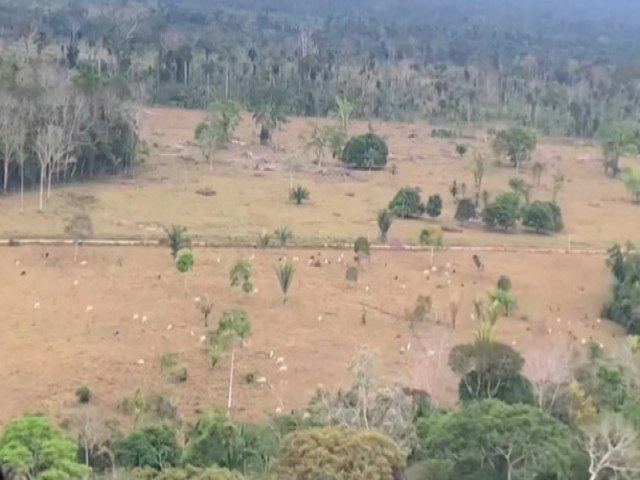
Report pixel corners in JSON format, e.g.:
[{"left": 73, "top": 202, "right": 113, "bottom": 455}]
[{"left": 472, "top": 254, "right": 485, "bottom": 271}]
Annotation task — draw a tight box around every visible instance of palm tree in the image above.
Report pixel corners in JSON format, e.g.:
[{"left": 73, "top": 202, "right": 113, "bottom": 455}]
[
  {"left": 251, "top": 100, "right": 287, "bottom": 146},
  {"left": 274, "top": 227, "right": 293, "bottom": 246},
  {"left": 290, "top": 186, "right": 310, "bottom": 205},
  {"left": 276, "top": 261, "right": 295, "bottom": 303},
  {"left": 164, "top": 225, "right": 191, "bottom": 258},
  {"left": 331, "top": 94, "right": 354, "bottom": 132},
  {"left": 304, "top": 125, "right": 327, "bottom": 167}
]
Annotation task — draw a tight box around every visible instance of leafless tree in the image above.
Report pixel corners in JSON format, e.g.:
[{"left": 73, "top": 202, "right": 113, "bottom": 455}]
[
  {"left": 0, "top": 98, "right": 25, "bottom": 194},
  {"left": 524, "top": 339, "right": 572, "bottom": 412},
  {"left": 67, "top": 407, "right": 112, "bottom": 469},
  {"left": 581, "top": 413, "right": 640, "bottom": 480},
  {"left": 448, "top": 288, "right": 461, "bottom": 329},
  {"left": 309, "top": 347, "right": 417, "bottom": 454},
  {"left": 34, "top": 124, "right": 64, "bottom": 211},
  {"left": 412, "top": 326, "right": 455, "bottom": 407}
]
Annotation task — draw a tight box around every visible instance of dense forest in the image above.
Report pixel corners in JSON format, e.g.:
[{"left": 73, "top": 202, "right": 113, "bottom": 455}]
[{"left": 1, "top": 0, "right": 640, "bottom": 136}]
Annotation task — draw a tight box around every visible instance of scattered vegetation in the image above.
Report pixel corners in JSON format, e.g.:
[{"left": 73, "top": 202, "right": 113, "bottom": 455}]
[
  {"left": 522, "top": 200, "right": 564, "bottom": 233},
  {"left": 622, "top": 167, "right": 640, "bottom": 204}
]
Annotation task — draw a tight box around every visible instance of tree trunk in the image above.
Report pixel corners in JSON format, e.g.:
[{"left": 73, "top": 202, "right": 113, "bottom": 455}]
[
  {"left": 2, "top": 152, "right": 8, "bottom": 193},
  {"left": 227, "top": 347, "right": 235, "bottom": 410},
  {"left": 20, "top": 159, "right": 24, "bottom": 212},
  {"left": 47, "top": 163, "right": 53, "bottom": 200},
  {"left": 39, "top": 165, "right": 45, "bottom": 211}
]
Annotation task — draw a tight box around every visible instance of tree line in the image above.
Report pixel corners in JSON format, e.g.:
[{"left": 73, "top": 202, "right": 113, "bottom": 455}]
[
  {"left": 0, "top": 61, "right": 141, "bottom": 208},
  {"left": 0, "top": 0, "right": 639, "bottom": 137}
]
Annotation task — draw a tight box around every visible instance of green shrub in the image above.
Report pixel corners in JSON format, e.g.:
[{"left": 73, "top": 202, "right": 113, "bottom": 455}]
[
  {"left": 431, "top": 128, "right": 458, "bottom": 138},
  {"left": 289, "top": 185, "right": 309, "bottom": 205},
  {"left": 389, "top": 187, "right": 424, "bottom": 218},
  {"left": 114, "top": 424, "right": 180, "bottom": 471},
  {"left": 176, "top": 249, "right": 195, "bottom": 273},
  {"left": 454, "top": 197, "right": 477, "bottom": 221},
  {"left": 230, "top": 259, "right": 253, "bottom": 293},
  {"left": 353, "top": 236, "right": 370, "bottom": 257},
  {"left": 522, "top": 200, "right": 564, "bottom": 233},
  {"left": 489, "top": 288, "right": 518, "bottom": 316},
  {"left": 276, "top": 261, "right": 295, "bottom": 302},
  {"left": 419, "top": 227, "right": 443, "bottom": 247},
  {"left": 483, "top": 192, "right": 521, "bottom": 230},
  {"left": 341, "top": 133, "right": 389, "bottom": 169},
  {"left": 376, "top": 209, "right": 393, "bottom": 241},
  {"left": 425, "top": 194, "right": 443, "bottom": 218},
  {"left": 76, "top": 385, "right": 92, "bottom": 404},
  {"left": 160, "top": 353, "right": 188, "bottom": 384},
  {"left": 257, "top": 230, "right": 271, "bottom": 249},
  {"left": 345, "top": 265, "right": 359, "bottom": 283},
  {"left": 497, "top": 275, "right": 512, "bottom": 292},
  {"left": 273, "top": 227, "right": 293, "bottom": 247},
  {"left": 118, "top": 391, "right": 180, "bottom": 423}
]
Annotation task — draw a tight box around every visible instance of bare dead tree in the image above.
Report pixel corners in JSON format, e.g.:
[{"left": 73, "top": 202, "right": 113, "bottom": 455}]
[
  {"left": 448, "top": 288, "right": 461, "bottom": 329},
  {"left": 412, "top": 326, "right": 455, "bottom": 407},
  {"left": 0, "top": 98, "right": 24, "bottom": 194},
  {"left": 581, "top": 413, "right": 640, "bottom": 480},
  {"left": 34, "top": 124, "right": 64, "bottom": 211},
  {"left": 524, "top": 339, "right": 573, "bottom": 412}
]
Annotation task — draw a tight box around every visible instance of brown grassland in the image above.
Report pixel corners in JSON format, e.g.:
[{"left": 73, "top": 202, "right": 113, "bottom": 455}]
[{"left": 0, "top": 107, "right": 637, "bottom": 425}]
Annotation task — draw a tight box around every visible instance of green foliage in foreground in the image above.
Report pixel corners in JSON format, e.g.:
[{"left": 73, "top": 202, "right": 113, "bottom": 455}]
[
  {"left": 419, "top": 400, "right": 580, "bottom": 480},
  {"left": 603, "top": 243, "right": 640, "bottom": 334},
  {"left": 0, "top": 414, "right": 88, "bottom": 479},
  {"left": 269, "top": 427, "right": 405, "bottom": 480}
]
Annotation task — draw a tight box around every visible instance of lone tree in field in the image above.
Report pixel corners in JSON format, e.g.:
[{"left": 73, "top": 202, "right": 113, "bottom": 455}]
[
  {"left": 376, "top": 209, "right": 393, "bottom": 241},
  {"left": 389, "top": 187, "right": 423, "bottom": 218},
  {"left": 493, "top": 127, "right": 537, "bottom": 171},
  {"left": 195, "top": 100, "right": 240, "bottom": 172},
  {"left": 455, "top": 143, "right": 468, "bottom": 159},
  {"left": 164, "top": 225, "right": 191, "bottom": 259},
  {"left": 601, "top": 122, "right": 639, "bottom": 177},
  {"left": 531, "top": 161, "right": 546, "bottom": 187},
  {"left": 230, "top": 259, "right": 253, "bottom": 293},
  {"left": 276, "top": 261, "right": 295, "bottom": 303},
  {"left": 290, "top": 185, "right": 310, "bottom": 205},
  {"left": 304, "top": 125, "right": 327, "bottom": 167},
  {"left": 622, "top": 167, "right": 640, "bottom": 204},
  {"left": 331, "top": 94, "right": 354, "bottom": 132},
  {"left": 176, "top": 249, "right": 195, "bottom": 291},
  {"left": 251, "top": 97, "right": 287, "bottom": 146},
  {"left": 341, "top": 133, "right": 388, "bottom": 170},
  {"left": 471, "top": 151, "right": 488, "bottom": 200},
  {"left": 64, "top": 212, "right": 93, "bottom": 262},
  {"left": 209, "top": 309, "right": 252, "bottom": 410}
]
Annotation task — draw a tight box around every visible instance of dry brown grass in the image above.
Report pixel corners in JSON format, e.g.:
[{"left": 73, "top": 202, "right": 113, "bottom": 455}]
[{"left": 0, "top": 245, "right": 620, "bottom": 423}]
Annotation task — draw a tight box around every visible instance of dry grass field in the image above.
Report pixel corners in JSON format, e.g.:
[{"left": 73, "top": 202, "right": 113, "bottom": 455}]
[
  {"left": 0, "top": 107, "right": 636, "bottom": 426},
  {"left": 0, "top": 245, "right": 620, "bottom": 424}
]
